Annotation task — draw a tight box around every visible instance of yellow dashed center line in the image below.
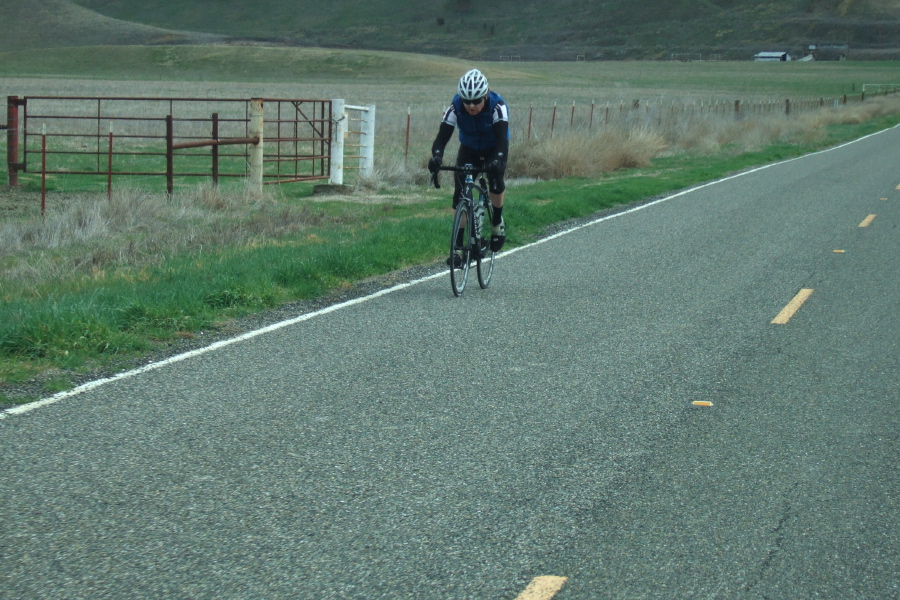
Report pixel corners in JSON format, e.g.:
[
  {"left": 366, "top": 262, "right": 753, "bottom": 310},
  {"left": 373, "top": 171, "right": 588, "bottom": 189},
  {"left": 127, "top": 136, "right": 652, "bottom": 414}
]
[
  {"left": 772, "top": 289, "right": 814, "bottom": 325},
  {"left": 515, "top": 576, "right": 569, "bottom": 600},
  {"left": 859, "top": 214, "right": 877, "bottom": 227}
]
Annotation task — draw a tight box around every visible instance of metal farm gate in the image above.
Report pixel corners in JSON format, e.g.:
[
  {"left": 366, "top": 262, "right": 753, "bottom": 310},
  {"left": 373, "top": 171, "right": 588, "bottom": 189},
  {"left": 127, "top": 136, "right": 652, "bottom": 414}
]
[{"left": 6, "top": 96, "right": 333, "bottom": 192}]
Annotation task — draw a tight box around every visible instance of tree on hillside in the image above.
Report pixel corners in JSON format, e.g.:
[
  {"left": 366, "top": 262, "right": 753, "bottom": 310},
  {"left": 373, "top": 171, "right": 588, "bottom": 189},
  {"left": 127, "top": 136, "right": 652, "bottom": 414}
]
[{"left": 445, "top": 0, "right": 474, "bottom": 14}]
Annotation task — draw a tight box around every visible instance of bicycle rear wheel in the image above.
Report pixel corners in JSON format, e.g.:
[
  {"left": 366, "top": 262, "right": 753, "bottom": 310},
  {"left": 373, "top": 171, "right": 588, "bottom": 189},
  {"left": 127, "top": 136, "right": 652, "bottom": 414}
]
[
  {"left": 477, "top": 200, "right": 495, "bottom": 288},
  {"left": 449, "top": 203, "right": 470, "bottom": 296}
]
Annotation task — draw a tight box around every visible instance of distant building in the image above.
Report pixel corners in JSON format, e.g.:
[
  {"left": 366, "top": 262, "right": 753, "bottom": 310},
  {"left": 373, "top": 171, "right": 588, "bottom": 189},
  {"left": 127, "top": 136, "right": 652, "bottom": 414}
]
[
  {"left": 754, "top": 51, "right": 792, "bottom": 61},
  {"left": 809, "top": 44, "right": 849, "bottom": 61}
]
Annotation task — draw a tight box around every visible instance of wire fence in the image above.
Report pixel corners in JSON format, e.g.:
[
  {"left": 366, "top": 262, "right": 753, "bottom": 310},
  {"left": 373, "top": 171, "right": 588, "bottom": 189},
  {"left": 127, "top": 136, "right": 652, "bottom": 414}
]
[{"left": 399, "top": 90, "right": 894, "bottom": 157}]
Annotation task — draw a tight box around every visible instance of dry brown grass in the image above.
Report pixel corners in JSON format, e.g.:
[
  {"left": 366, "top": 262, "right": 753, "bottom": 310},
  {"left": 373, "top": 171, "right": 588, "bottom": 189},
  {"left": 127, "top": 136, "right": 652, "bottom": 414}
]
[
  {"left": 3, "top": 91, "right": 899, "bottom": 288},
  {"left": 510, "top": 127, "right": 668, "bottom": 179},
  {"left": 495, "top": 94, "right": 900, "bottom": 182},
  {"left": 0, "top": 182, "right": 329, "bottom": 285}
]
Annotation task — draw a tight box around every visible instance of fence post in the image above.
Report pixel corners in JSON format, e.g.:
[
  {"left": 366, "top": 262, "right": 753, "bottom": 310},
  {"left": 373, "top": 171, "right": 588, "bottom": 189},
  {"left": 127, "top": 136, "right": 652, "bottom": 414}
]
[
  {"left": 330, "top": 98, "right": 346, "bottom": 185},
  {"left": 166, "top": 115, "right": 174, "bottom": 195},
  {"left": 212, "top": 112, "right": 219, "bottom": 186},
  {"left": 360, "top": 104, "right": 375, "bottom": 178},
  {"left": 404, "top": 106, "right": 410, "bottom": 163},
  {"left": 7, "top": 96, "right": 21, "bottom": 187},
  {"left": 527, "top": 104, "right": 533, "bottom": 140},
  {"left": 107, "top": 121, "right": 113, "bottom": 200},
  {"left": 249, "top": 98, "right": 264, "bottom": 192},
  {"left": 550, "top": 102, "right": 557, "bottom": 138},
  {"left": 785, "top": 98, "right": 791, "bottom": 115},
  {"left": 41, "top": 123, "right": 46, "bottom": 218}
]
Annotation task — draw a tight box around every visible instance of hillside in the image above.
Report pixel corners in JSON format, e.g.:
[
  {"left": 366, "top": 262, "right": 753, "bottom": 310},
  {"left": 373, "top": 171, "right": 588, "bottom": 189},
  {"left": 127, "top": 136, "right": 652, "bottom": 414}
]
[
  {"left": 4, "top": 0, "right": 900, "bottom": 59},
  {"left": 0, "top": 0, "right": 225, "bottom": 52}
]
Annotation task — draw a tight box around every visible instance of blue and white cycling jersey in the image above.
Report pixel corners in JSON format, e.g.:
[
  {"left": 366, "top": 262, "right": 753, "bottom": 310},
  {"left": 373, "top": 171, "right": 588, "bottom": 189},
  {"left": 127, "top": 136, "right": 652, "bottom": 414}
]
[{"left": 441, "top": 91, "right": 510, "bottom": 152}]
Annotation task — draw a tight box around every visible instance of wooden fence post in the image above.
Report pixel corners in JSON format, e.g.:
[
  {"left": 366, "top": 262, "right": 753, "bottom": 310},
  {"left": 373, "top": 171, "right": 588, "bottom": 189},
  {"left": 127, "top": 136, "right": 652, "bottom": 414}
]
[
  {"left": 212, "top": 112, "right": 219, "bottom": 186},
  {"left": 7, "top": 96, "right": 20, "bottom": 187},
  {"left": 404, "top": 106, "right": 410, "bottom": 163},
  {"left": 359, "top": 104, "right": 375, "bottom": 178},
  {"left": 550, "top": 102, "right": 557, "bottom": 138},
  {"left": 527, "top": 104, "right": 533, "bottom": 140},
  {"left": 249, "top": 98, "right": 264, "bottom": 192},
  {"left": 107, "top": 121, "right": 113, "bottom": 200},
  {"left": 41, "top": 122, "right": 46, "bottom": 218},
  {"left": 330, "top": 98, "right": 345, "bottom": 185},
  {"left": 166, "top": 114, "right": 174, "bottom": 196}
]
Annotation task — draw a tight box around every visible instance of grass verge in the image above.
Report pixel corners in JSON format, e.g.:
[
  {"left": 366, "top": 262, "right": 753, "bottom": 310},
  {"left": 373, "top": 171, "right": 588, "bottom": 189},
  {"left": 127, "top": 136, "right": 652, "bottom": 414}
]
[{"left": 1, "top": 112, "right": 898, "bottom": 405}]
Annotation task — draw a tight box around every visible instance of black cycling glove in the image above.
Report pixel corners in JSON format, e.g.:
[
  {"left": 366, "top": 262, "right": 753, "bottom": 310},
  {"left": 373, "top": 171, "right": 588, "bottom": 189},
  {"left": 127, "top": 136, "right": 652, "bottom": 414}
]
[{"left": 488, "top": 156, "right": 506, "bottom": 176}]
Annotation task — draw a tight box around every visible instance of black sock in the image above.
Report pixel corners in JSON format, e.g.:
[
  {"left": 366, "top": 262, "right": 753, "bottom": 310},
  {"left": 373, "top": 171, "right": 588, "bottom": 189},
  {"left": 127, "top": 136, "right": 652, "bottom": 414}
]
[
  {"left": 456, "top": 228, "right": 465, "bottom": 247},
  {"left": 492, "top": 206, "right": 503, "bottom": 227}
]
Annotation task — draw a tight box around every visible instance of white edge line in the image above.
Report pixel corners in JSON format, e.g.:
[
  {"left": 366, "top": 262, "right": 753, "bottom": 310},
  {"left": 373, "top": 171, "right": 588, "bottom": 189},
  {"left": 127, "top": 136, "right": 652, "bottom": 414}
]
[
  {"left": 2, "top": 125, "right": 895, "bottom": 420},
  {"left": 1, "top": 274, "right": 442, "bottom": 420}
]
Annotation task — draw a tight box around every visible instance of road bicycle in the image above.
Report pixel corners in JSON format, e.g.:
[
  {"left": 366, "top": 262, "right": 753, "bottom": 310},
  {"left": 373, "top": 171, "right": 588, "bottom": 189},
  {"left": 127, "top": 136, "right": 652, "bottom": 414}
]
[{"left": 431, "top": 164, "right": 496, "bottom": 296}]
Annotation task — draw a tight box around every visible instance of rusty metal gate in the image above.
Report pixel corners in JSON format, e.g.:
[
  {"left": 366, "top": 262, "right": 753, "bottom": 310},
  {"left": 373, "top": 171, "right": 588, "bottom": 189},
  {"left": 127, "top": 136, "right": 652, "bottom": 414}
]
[{"left": 6, "top": 96, "right": 333, "bottom": 190}]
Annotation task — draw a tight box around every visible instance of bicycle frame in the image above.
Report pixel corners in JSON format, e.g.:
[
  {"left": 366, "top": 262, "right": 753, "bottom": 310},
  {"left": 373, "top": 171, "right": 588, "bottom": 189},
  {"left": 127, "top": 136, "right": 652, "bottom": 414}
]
[{"left": 432, "top": 163, "right": 495, "bottom": 295}]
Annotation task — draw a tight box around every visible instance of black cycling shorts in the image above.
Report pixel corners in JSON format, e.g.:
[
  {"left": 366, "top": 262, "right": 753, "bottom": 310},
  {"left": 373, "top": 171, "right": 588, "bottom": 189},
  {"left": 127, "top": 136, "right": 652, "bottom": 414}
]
[{"left": 452, "top": 145, "right": 506, "bottom": 208}]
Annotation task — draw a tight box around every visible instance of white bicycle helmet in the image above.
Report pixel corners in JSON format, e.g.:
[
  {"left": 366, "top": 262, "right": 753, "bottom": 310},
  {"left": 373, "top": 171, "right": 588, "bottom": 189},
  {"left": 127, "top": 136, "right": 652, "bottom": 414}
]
[{"left": 458, "top": 69, "right": 489, "bottom": 101}]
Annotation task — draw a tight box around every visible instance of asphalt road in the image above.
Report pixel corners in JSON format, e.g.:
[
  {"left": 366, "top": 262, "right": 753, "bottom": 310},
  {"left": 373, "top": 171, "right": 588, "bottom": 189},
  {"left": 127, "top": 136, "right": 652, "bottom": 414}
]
[{"left": 2, "top": 126, "right": 898, "bottom": 600}]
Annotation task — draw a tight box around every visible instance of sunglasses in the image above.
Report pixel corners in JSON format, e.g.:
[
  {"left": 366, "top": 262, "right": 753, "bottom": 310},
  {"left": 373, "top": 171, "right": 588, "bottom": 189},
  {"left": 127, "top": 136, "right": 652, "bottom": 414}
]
[{"left": 462, "top": 97, "right": 485, "bottom": 106}]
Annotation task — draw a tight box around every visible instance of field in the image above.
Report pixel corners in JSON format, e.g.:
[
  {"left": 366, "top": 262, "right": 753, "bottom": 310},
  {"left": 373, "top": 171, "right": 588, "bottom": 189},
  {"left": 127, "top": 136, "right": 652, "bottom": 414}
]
[
  {"left": 5, "top": 0, "right": 900, "bottom": 59},
  {"left": 3, "top": 49, "right": 899, "bottom": 187},
  {"left": 3, "top": 51, "right": 900, "bottom": 403}
]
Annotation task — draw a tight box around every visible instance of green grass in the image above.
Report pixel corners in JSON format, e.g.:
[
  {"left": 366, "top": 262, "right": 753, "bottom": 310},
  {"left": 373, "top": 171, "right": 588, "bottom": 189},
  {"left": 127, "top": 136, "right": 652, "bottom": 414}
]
[
  {"left": 518, "top": 61, "right": 899, "bottom": 98},
  {"left": 3, "top": 110, "right": 898, "bottom": 404},
  {"left": 0, "top": 45, "right": 511, "bottom": 85},
  {"left": 14, "top": 0, "right": 898, "bottom": 60},
  {"left": 2, "top": 45, "right": 899, "bottom": 98},
  {"left": 0, "top": 204, "right": 447, "bottom": 390},
  {"left": 3, "top": 54, "right": 900, "bottom": 404}
]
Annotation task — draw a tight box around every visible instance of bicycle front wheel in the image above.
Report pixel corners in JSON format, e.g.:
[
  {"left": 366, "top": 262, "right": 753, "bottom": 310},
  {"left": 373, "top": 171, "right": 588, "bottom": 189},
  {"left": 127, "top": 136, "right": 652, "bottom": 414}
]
[
  {"left": 449, "top": 203, "right": 470, "bottom": 296},
  {"left": 477, "top": 200, "right": 495, "bottom": 288}
]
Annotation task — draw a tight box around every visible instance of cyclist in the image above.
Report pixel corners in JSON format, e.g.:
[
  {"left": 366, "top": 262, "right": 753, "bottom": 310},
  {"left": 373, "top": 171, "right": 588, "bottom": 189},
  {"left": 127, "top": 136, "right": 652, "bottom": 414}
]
[{"left": 428, "top": 68, "right": 509, "bottom": 264}]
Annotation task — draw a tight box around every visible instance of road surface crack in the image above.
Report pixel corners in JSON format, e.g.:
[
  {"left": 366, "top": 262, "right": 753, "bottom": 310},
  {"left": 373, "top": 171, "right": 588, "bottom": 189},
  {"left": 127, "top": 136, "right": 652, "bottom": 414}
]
[{"left": 743, "top": 482, "right": 800, "bottom": 596}]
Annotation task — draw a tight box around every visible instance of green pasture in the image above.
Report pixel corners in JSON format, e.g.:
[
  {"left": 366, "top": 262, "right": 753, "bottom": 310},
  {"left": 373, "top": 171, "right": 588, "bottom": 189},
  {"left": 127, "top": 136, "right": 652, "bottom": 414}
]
[
  {"left": 18, "top": 0, "right": 899, "bottom": 62},
  {"left": 2, "top": 51, "right": 900, "bottom": 403},
  {"left": 1, "top": 45, "right": 898, "bottom": 98},
  {"left": 4, "top": 111, "right": 900, "bottom": 402},
  {"left": 4, "top": 47, "right": 898, "bottom": 193},
  {"left": 10, "top": 141, "right": 313, "bottom": 195}
]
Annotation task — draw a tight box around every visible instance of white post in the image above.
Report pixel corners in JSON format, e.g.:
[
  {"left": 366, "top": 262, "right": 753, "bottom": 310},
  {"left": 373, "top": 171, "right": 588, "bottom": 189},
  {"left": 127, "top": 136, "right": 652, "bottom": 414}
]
[
  {"left": 249, "top": 98, "right": 264, "bottom": 192},
  {"left": 330, "top": 98, "right": 346, "bottom": 185},
  {"left": 359, "top": 104, "right": 375, "bottom": 178}
]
